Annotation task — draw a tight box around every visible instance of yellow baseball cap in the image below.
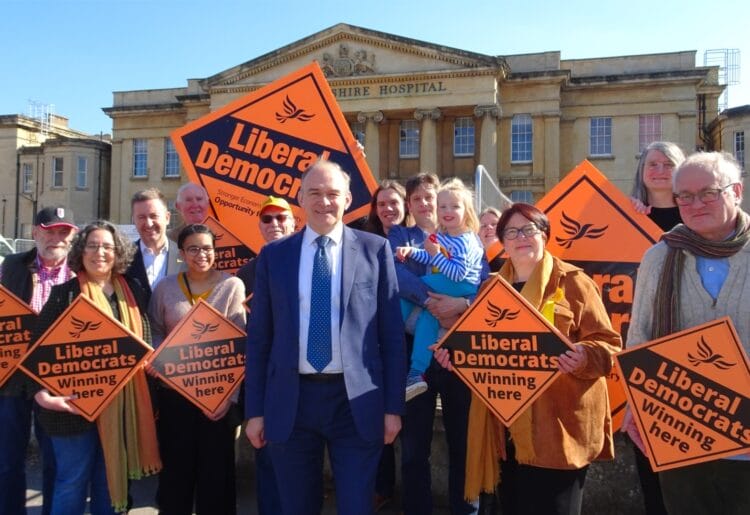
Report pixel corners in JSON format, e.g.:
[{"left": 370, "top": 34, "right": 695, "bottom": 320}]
[{"left": 260, "top": 196, "right": 291, "bottom": 214}]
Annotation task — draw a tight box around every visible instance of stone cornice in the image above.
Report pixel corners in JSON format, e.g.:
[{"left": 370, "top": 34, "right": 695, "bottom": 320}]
[
  {"left": 102, "top": 103, "right": 186, "bottom": 116},
  {"left": 209, "top": 68, "right": 500, "bottom": 95},
  {"left": 205, "top": 25, "right": 506, "bottom": 88}
]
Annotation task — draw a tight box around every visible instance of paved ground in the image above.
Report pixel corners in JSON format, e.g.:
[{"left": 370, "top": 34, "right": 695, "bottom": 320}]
[{"left": 24, "top": 438, "right": 446, "bottom": 514}]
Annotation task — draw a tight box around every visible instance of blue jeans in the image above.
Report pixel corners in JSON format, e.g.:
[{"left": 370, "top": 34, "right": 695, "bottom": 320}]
[
  {"left": 50, "top": 428, "right": 115, "bottom": 515},
  {"left": 401, "top": 274, "right": 476, "bottom": 373},
  {"left": 0, "top": 395, "right": 56, "bottom": 515}
]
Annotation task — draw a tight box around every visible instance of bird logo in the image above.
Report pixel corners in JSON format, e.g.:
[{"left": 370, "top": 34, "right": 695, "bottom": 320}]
[
  {"left": 0, "top": 298, "right": 5, "bottom": 307},
  {"left": 485, "top": 301, "right": 520, "bottom": 328},
  {"left": 554, "top": 212, "right": 608, "bottom": 249},
  {"left": 687, "top": 336, "right": 736, "bottom": 370},
  {"left": 215, "top": 233, "right": 224, "bottom": 241},
  {"left": 69, "top": 317, "right": 102, "bottom": 339},
  {"left": 275, "top": 95, "right": 315, "bottom": 124},
  {"left": 191, "top": 319, "right": 219, "bottom": 340}
]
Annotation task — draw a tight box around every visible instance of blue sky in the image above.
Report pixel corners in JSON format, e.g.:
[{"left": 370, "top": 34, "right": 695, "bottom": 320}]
[{"left": 2, "top": 0, "right": 748, "bottom": 135}]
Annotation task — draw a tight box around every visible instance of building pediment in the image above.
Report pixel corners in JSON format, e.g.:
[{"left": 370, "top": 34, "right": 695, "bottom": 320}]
[{"left": 203, "top": 23, "right": 505, "bottom": 93}]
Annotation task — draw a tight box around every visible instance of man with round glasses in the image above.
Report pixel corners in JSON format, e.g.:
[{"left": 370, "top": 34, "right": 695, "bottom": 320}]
[
  {"left": 626, "top": 151, "right": 750, "bottom": 514},
  {"left": 235, "top": 194, "right": 295, "bottom": 515}
]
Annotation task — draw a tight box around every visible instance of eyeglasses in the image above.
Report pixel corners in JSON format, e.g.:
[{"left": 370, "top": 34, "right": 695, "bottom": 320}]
[
  {"left": 184, "top": 246, "right": 214, "bottom": 256},
  {"left": 502, "top": 223, "right": 541, "bottom": 240},
  {"left": 84, "top": 243, "right": 116, "bottom": 254},
  {"left": 673, "top": 183, "right": 736, "bottom": 206},
  {"left": 260, "top": 213, "right": 291, "bottom": 224}
]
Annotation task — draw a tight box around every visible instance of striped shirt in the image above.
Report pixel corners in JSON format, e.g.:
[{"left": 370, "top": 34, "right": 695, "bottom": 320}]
[{"left": 409, "top": 231, "right": 483, "bottom": 285}]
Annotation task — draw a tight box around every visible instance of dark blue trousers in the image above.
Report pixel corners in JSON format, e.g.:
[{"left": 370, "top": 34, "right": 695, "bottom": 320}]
[
  {"left": 0, "top": 395, "right": 55, "bottom": 515},
  {"left": 400, "top": 362, "right": 474, "bottom": 515},
  {"left": 268, "top": 376, "right": 382, "bottom": 515}
]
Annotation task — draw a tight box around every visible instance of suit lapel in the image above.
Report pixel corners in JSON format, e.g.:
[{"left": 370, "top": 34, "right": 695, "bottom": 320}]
[
  {"left": 284, "top": 231, "right": 304, "bottom": 334},
  {"left": 166, "top": 240, "right": 182, "bottom": 275},
  {"left": 340, "top": 227, "right": 358, "bottom": 323}
]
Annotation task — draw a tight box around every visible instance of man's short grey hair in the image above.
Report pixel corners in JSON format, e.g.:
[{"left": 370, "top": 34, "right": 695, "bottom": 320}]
[
  {"left": 301, "top": 159, "right": 351, "bottom": 189},
  {"left": 176, "top": 182, "right": 208, "bottom": 202},
  {"left": 673, "top": 151, "right": 744, "bottom": 190}
]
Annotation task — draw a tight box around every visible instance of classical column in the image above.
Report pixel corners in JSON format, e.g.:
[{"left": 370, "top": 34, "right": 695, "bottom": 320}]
[
  {"left": 542, "top": 111, "right": 561, "bottom": 191},
  {"left": 414, "top": 108, "right": 442, "bottom": 174},
  {"left": 474, "top": 104, "right": 500, "bottom": 176},
  {"left": 357, "top": 111, "right": 385, "bottom": 178}
]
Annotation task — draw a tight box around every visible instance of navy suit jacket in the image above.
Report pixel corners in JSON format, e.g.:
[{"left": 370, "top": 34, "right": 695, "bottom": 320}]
[
  {"left": 244, "top": 226, "right": 406, "bottom": 443},
  {"left": 125, "top": 239, "right": 181, "bottom": 300}
]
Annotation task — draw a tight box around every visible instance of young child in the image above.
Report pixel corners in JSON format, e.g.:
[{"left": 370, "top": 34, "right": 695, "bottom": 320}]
[{"left": 395, "top": 178, "right": 484, "bottom": 400}]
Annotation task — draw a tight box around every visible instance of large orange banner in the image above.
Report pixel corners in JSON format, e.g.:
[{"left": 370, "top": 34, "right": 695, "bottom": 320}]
[
  {"left": 536, "top": 160, "right": 664, "bottom": 429},
  {"left": 172, "top": 62, "right": 378, "bottom": 254},
  {"left": 436, "top": 275, "right": 573, "bottom": 426},
  {"left": 149, "top": 299, "right": 246, "bottom": 416},
  {"left": 0, "top": 285, "right": 36, "bottom": 387},
  {"left": 19, "top": 296, "right": 153, "bottom": 421},
  {"left": 615, "top": 317, "right": 750, "bottom": 471}
]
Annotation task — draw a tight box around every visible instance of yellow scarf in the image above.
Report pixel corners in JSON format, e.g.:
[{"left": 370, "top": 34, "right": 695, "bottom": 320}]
[
  {"left": 78, "top": 272, "right": 162, "bottom": 512},
  {"left": 464, "top": 250, "right": 557, "bottom": 500}
]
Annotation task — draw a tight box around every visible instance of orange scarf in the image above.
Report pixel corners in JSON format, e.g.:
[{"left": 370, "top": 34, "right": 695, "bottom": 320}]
[
  {"left": 464, "top": 251, "right": 556, "bottom": 500},
  {"left": 78, "top": 272, "right": 161, "bottom": 512}
]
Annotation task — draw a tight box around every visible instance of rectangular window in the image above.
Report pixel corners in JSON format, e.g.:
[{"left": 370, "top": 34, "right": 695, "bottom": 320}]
[
  {"left": 511, "top": 114, "right": 533, "bottom": 162},
  {"left": 453, "top": 117, "right": 475, "bottom": 156},
  {"left": 510, "top": 190, "right": 534, "bottom": 203},
  {"left": 638, "top": 115, "right": 662, "bottom": 151},
  {"left": 590, "top": 117, "right": 612, "bottom": 156},
  {"left": 52, "top": 157, "right": 64, "bottom": 188},
  {"left": 76, "top": 156, "right": 88, "bottom": 188},
  {"left": 164, "top": 138, "right": 180, "bottom": 177},
  {"left": 133, "top": 139, "right": 148, "bottom": 177},
  {"left": 399, "top": 120, "right": 420, "bottom": 158},
  {"left": 22, "top": 163, "right": 33, "bottom": 193},
  {"left": 735, "top": 131, "right": 745, "bottom": 170},
  {"left": 350, "top": 121, "right": 365, "bottom": 147}
]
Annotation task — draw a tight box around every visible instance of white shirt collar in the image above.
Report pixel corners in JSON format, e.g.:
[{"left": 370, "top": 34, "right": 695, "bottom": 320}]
[
  {"left": 302, "top": 223, "right": 344, "bottom": 248},
  {"left": 139, "top": 238, "right": 169, "bottom": 256}
]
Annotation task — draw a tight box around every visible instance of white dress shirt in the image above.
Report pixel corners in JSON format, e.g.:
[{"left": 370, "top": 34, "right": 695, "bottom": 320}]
[
  {"left": 298, "top": 223, "right": 344, "bottom": 374},
  {"left": 139, "top": 239, "right": 169, "bottom": 289}
]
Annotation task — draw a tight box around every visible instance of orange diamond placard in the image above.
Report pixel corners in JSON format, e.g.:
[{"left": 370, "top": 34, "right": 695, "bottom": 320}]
[
  {"left": 18, "top": 295, "right": 153, "bottom": 421},
  {"left": 201, "top": 216, "right": 257, "bottom": 275},
  {"left": 536, "top": 160, "right": 664, "bottom": 430},
  {"left": 172, "top": 61, "right": 377, "bottom": 255},
  {"left": 436, "top": 275, "right": 574, "bottom": 426},
  {"left": 615, "top": 317, "right": 750, "bottom": 472},
  {"left": 0, "top": 285, "right": 36, "bottom": 387},
  {"left": 150, "top": 299, "right": 246, "bottom": 415}
]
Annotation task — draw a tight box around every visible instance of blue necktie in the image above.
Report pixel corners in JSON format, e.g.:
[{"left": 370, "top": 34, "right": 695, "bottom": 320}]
[{"left": 307, "top": 235, "right": 332, "bottom": 372}]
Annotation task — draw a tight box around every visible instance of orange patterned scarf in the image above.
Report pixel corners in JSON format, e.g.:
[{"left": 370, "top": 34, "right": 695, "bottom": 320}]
[{"left": 78, "top": 272, "right": 161, "bottom": 512}]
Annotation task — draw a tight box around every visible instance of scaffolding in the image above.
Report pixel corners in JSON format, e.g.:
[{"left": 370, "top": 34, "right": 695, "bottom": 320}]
[
  {"left": 703, "top": 49, "right": 741, "bottom": 111},
  {"left": 26, "top": 100, "right": 55, "bottom": 138}
]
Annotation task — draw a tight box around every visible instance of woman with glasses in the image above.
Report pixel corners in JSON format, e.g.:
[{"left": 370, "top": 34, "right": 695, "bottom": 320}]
[
  {"left": 631, "top": 141, "right": 686, "bottom": 232},
  {"left": 148, "top": 223, "right": 246, "bottom": 514},
  {"left": 435, "top": 203, "right": 621, "bottom": 515},
  {"left": 32, "top": 221, "right": 161, "bottom": 514}
]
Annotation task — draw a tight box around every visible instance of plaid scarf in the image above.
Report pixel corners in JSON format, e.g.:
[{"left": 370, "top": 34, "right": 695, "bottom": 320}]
[{"left": 653, "top": 211, "right": 750, "bottom": 339}]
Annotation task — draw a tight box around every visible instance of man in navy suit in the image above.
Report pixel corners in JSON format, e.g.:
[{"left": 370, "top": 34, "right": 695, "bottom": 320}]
[
  {"left": 125, "top": 188, "right": 181, "bottom": 299},
  {"left": 245, "top": 160, "right": 406, "bottom": 515}
]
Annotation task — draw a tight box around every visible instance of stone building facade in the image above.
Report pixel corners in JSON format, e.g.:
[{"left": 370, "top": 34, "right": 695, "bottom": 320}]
[
  {"left": 104, "top": 23, "right": 724, "bottom": 224},
  {"left": 710, "top": 104, "right": 749, "bottom": 174},
  {"left": 0, "top": 114, "right": 111, "bottom": 238}
]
